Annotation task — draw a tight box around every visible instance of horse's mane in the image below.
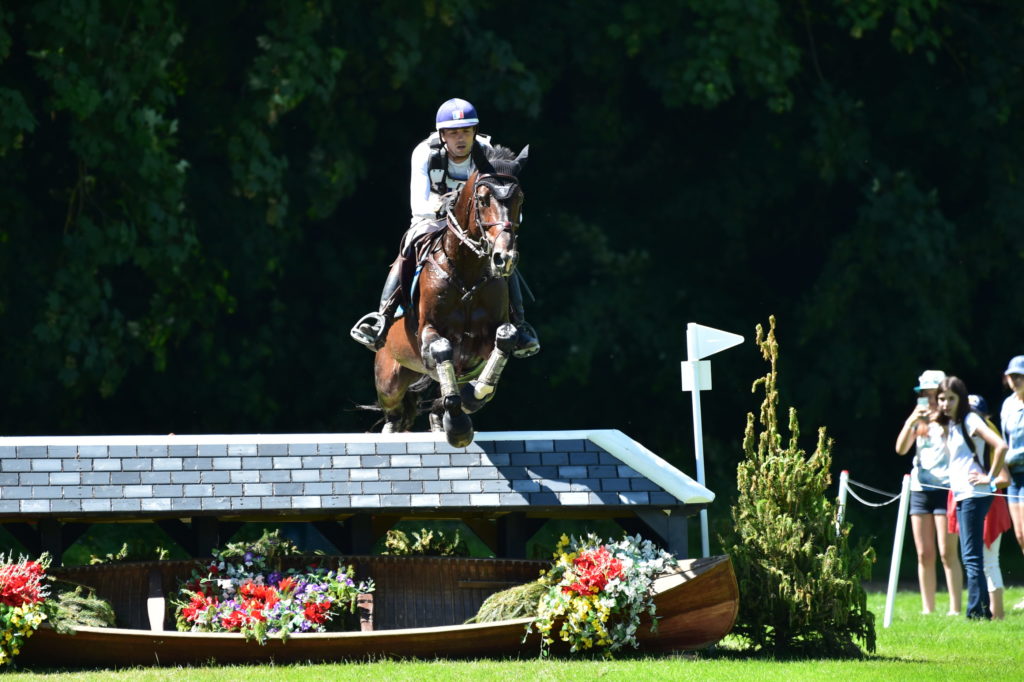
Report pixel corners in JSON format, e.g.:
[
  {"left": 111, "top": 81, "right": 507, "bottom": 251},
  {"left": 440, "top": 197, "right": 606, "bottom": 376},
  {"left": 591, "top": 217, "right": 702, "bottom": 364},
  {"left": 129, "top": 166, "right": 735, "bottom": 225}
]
[
  {"left": 485, "top": 145, "right": 516, "bottom": 162},
  {"left": 483, "top": 145, "right": 522, "bottom": 177}
]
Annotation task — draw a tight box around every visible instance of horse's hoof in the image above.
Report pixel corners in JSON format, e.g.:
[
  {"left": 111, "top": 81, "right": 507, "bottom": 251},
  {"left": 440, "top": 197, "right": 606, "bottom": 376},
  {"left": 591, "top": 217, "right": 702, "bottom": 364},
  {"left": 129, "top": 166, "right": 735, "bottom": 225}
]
[
  {"left": 443, "top": 411, "right": 474, "bottom": 448},
  {"left": 445, "top": 429, "right": 475, "bottom": 448}
]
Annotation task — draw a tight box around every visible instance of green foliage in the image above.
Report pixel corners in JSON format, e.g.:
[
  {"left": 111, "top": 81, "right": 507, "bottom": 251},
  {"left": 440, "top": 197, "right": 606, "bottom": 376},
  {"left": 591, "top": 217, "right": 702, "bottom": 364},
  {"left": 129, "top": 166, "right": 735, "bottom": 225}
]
[
  {"left": 380, "top": 528, "right": 468, "bottom": 557},
  {"left": 467, "top": 580, "right": 547, "bottom": 623},
  {"left": 46, "top": 587, "right": 117, "bottom": 633},
  {"left": 88, "top": 542, "right": 169, "bottom": 565},
  {"left": 721, "top": 317, "right": 876, "bottom": 656}
]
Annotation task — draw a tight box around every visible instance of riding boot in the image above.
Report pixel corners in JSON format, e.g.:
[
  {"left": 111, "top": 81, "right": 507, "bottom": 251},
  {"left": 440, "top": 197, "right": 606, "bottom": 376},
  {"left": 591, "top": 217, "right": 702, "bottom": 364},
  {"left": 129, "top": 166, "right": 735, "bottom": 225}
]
[
  {"left": 350, "top": 261, "right": 402, "bottom": 351},
  {"left": 508, "top": 273, "right": 540, "bottom": 358}
]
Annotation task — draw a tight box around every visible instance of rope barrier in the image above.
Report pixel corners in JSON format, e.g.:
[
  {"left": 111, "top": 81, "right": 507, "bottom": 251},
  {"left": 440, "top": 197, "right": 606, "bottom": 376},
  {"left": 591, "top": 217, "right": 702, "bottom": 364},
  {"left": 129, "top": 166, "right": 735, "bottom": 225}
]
[
  {"left": 847, "top": 478, "right": 900, "bottom": 497},
  {"left": 845, "top": 484, "right": 902, "bottom": 508}
]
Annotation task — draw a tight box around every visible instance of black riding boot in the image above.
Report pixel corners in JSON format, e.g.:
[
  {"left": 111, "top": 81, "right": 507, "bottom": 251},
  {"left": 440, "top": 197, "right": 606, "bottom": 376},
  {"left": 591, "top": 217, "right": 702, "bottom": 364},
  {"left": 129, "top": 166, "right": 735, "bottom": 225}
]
[
  {"left": 508, "top": 273, "right": 540, "bottom": 358},
  {"left": 350, "top": 261, "right": 402, "bottom": 351}
]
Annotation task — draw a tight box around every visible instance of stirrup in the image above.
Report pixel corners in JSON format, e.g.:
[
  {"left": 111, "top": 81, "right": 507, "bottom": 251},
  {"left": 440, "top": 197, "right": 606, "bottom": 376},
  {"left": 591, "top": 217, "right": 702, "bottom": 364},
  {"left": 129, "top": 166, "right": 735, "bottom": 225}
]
[
  {"left": 350, "top": 312, "right": 386, "bottom": 351},
  {"left": 511, "top": 321, "right": 540, "bottom": 359}
]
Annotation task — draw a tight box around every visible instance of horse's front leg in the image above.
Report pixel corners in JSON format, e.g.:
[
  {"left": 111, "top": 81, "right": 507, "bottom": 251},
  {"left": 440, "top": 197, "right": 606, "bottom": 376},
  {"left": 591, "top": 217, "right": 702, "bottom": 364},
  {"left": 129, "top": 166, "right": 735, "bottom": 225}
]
[
  {"left": 421, "top": 326, "right": 474, "bottom": 447},
  {"left": 459, "top": 323, "right": 516, "bottom": 414}
]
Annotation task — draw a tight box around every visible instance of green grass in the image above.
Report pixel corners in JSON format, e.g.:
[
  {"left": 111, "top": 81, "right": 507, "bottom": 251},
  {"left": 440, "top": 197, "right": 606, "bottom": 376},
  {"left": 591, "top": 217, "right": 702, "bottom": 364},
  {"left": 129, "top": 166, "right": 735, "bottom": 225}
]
[{"left": 7, "top": 587, "right": 1024, "bottom": 681}]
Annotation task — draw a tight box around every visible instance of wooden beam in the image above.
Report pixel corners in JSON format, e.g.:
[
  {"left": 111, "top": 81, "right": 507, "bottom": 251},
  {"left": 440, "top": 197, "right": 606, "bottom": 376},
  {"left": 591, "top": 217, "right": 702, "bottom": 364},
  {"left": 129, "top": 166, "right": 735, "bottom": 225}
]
[
  {"left": 155, "top": 519, "right": 197, "bottom": 556},
  {"left": 461, "top": 518, "right": 498, "bottom": 554},
  {"left": 194, "top": 517, "right": 220, "bottom": 557},
  {"left": 1, "top": 523, "right": 40, "bottom": 555},
  {"left": 39, "top": 519, "right": 63, "bottom": 562},
  {"left": 344, "top": 515, "right": 374, "bottom": 555},
  {"left": 311, "top": 521, "right": 348, "bottom": 554},
  {"left": 496, "top": 513, "right": 543, "bottom": 559}
]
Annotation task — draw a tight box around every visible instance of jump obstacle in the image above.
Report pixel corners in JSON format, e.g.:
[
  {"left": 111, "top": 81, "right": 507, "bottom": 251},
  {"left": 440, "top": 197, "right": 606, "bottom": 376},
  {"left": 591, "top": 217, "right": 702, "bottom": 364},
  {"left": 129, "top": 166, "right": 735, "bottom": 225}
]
[{"left": 0, "top": 430, "right": 712, "bottom": 562}]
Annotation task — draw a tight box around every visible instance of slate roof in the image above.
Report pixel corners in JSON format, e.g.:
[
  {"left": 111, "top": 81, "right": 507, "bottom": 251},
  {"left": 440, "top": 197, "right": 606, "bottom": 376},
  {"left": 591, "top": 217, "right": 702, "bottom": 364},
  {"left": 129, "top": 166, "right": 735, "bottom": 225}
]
[{"left": 0, "top": 430, "right": 712, "bottom": 519}]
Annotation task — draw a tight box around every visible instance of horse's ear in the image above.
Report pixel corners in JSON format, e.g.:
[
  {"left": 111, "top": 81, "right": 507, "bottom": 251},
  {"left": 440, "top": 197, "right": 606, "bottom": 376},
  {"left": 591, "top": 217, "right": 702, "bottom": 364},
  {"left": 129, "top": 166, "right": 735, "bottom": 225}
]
[{"left": 515, "top": 145, "right": 529, "bottom": 171}]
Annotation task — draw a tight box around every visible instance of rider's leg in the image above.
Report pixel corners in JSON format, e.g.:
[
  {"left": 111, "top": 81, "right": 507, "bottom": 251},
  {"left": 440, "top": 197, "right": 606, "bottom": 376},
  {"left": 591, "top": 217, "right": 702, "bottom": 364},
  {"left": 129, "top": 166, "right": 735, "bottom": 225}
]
[
  {"left": 508, "top": 272, "right": 540, "bottom": 358},
  {"left": 350, "top": 260, "right": 402, "bottom": 351}
]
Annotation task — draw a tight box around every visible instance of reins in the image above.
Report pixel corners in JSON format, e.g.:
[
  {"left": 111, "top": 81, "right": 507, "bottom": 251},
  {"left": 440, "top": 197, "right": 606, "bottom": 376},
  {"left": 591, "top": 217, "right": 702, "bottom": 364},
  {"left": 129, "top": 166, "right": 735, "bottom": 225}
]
[{"left": 429, "top": 172, "right": 521, "bottom": 301}]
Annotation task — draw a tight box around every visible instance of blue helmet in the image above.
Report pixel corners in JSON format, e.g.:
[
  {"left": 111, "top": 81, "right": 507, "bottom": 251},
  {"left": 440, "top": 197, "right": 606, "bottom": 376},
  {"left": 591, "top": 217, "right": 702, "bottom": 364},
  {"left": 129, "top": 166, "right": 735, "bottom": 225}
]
[
  {"left": 968, "top": 394, "right": 990, "bottom": 415},
  {"left": 435, "top": 98, "right": 479, "bottom": 130}
]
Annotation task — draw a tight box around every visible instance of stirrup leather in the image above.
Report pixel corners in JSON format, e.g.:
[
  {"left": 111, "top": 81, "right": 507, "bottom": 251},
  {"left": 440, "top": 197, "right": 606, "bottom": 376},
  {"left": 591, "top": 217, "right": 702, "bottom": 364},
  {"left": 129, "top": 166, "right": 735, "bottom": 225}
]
[{"left": 350, "top": 312, "right": 387, "bottom": 351}]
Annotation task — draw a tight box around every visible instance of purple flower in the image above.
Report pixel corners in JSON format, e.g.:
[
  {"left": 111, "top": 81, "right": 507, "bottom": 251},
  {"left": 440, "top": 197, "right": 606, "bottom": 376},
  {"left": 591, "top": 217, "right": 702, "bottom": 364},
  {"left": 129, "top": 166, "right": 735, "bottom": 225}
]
[
  {"left": 243, "top": 551, "right": 255, "bottom": 564},
  {"left": 268, "top": 571, "right": 282, "bottom": 586}
]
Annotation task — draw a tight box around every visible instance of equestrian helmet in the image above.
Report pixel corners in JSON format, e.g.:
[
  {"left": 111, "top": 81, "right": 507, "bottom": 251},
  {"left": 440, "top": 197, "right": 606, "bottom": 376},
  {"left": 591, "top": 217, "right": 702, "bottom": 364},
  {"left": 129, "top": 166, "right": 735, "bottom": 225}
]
[{"left": 436, "top": 98, "right": 479, "bottom": 130}]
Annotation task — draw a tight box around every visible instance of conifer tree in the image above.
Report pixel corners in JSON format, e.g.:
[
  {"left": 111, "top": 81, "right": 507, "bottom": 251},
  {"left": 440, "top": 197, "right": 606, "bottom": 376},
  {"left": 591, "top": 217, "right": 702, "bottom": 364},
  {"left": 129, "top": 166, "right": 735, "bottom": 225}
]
[{"left": 721, "top": 316, "right": 876, "bottom": 655}]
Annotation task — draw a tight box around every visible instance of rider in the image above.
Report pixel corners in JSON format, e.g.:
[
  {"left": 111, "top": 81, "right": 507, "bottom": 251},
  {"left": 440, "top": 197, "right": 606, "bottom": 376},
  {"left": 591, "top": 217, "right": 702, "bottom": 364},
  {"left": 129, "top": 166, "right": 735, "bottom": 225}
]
[{"left": 350, "top": 97, "right": 540, "bottom": 358}]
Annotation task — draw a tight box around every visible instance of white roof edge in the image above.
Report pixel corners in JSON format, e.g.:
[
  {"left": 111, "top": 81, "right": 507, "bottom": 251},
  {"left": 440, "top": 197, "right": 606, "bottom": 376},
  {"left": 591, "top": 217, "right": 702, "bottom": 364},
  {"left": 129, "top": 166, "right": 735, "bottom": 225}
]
[{"left": 584, "top": 430, "right": 714, "bottom": 505}]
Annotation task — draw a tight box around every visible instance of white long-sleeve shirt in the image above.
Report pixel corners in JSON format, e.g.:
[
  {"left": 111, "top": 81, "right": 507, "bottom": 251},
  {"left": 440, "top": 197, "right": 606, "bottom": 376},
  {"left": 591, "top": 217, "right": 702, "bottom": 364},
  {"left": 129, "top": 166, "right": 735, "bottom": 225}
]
[{"left": 409, "top": 133, "right": 493, "bottom": 224}]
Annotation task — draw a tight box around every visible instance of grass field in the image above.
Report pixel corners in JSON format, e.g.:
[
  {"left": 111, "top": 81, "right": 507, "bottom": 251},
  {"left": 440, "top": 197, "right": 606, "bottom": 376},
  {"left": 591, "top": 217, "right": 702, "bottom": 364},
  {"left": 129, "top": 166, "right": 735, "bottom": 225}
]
[{"left": 6, "top": 586, "right": 1024, "bottom": 681}]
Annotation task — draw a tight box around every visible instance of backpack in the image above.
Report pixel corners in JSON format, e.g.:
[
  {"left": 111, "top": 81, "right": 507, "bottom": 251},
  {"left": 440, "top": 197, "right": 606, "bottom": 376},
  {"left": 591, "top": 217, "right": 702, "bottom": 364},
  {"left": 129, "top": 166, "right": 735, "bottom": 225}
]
[{"left": 962, "top": 409, "right": 998, "bottom": 469}]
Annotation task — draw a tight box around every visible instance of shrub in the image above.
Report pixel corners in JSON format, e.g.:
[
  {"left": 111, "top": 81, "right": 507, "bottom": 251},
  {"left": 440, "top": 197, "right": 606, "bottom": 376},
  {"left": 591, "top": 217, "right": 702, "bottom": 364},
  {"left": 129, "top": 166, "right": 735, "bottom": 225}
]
[{"left": 720, "top": 316, "right": 876, "bottom": 656}]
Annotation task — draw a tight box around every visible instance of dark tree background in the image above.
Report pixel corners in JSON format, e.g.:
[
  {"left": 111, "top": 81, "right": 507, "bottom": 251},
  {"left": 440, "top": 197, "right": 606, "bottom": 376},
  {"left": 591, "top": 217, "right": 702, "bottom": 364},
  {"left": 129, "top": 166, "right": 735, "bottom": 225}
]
[{"left": 2, "top": 1, "right": 1023, "bottom": 549}]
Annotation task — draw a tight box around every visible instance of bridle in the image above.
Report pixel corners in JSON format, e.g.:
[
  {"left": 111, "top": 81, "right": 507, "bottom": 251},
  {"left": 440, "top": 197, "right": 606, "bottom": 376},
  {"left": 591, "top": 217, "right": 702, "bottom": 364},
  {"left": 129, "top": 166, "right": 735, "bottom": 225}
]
[
  {"left": 430, "top": 172, "right": 522, "bottom": 301},
  {"left": 443, "top": 173, "right": 522, "bottom": 260}
]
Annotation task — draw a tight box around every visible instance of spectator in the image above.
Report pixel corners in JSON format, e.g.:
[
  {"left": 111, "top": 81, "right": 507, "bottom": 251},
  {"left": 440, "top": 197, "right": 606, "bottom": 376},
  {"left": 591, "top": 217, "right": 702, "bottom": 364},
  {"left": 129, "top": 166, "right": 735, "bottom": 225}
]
[
  {"left": 946, "top": 394, "right": 1012, "bottom": 619},
  {"left": 999, "top": 355, "right": 1024, "bottom": 610},
  {"left": 895, "top": 369, "right": 961, "bottom": 615},
  {"left": 937, "top": 376, "right": 1008, "bottom": 620}
]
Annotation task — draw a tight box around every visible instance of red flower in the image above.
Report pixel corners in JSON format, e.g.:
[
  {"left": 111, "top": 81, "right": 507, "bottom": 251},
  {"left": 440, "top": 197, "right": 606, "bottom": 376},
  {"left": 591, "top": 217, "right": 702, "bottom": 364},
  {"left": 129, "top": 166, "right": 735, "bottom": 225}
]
[
  {"left": 182, "top": 593, "right": 218, "bottom": 622},
  {"left": 277, "top": 576, "right": 297, "bottom": 594},
  {"left": 303, "top": 600, "right": 332, "bottom": 624},
  {"left": 0, "top": 559, "right": 47, "bottom": 606},
  {"left": 564, "top": 546, "right": 624, "bottom": 596},
  {"left": 220, "top": 609, "right": 248, "bottom": 631}
]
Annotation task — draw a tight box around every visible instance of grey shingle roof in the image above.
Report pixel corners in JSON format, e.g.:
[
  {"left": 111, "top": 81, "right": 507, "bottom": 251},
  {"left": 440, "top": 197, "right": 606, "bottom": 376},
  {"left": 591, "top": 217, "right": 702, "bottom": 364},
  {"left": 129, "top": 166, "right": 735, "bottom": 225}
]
[{"left": 0, "top": 430, "right": 712, "bottom": 518}]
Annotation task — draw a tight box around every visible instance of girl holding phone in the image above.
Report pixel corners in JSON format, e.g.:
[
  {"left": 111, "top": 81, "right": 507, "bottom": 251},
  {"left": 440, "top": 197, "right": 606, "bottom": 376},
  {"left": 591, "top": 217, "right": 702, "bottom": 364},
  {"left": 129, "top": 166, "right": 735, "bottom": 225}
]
[{"left": 896, "top": 369, "right": 962, "bottom": 615}]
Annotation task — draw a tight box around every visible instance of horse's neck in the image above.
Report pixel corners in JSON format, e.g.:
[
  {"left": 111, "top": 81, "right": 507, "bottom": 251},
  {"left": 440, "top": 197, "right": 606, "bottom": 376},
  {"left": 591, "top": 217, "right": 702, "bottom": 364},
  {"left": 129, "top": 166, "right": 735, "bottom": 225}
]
[{"left": 442, "top": 214, "right": 486, "bottom": 278}]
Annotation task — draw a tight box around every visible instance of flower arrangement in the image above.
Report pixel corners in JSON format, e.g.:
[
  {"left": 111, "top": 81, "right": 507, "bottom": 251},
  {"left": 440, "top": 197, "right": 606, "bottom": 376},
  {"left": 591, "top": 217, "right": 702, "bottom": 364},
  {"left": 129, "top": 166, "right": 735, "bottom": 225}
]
[
  {"left": 172, "top": 530, "right": 374, "bottom": 644},
  {"left": 529, "top": 533, "right": 678, "bottom": 657},
  {"left": 0, "top": 553, "right": 51, "bottom": 667}
]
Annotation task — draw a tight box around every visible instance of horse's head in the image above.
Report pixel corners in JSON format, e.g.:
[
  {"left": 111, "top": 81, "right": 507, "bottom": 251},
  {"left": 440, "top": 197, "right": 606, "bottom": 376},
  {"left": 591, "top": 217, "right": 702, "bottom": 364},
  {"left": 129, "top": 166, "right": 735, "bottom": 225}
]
[{"left": 450, "top": 145, "right": 528, "bottom": 279}]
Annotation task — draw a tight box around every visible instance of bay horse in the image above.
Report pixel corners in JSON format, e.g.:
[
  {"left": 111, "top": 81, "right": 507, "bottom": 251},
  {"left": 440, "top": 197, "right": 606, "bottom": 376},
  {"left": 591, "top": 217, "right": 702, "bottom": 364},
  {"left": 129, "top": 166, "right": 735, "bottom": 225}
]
[{"left": 374, "top": 145, "right": 529, "bottom": 447}]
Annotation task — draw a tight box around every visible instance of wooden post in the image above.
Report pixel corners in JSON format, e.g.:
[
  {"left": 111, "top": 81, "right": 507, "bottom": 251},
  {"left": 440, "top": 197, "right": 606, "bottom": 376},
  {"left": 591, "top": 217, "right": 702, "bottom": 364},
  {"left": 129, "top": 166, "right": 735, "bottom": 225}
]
[
  {"left": 194, "top": 517, "right": 220, "bottom": 557},
  {"left": 39, "top": 519, "right": 62, "bottom": 562},
  {"left": 496, "top": 513, "right": 543, "bottom": 558}
]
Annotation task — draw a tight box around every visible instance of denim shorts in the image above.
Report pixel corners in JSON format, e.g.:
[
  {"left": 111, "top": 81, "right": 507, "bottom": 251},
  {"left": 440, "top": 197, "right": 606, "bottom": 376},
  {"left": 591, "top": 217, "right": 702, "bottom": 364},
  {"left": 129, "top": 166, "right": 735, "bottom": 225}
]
[
  {"left": 909, "top": 489, "right": 949, "bottom": 515},
  {"left": 1007, "top": 470, "right": 1024, "bottom": 505}
]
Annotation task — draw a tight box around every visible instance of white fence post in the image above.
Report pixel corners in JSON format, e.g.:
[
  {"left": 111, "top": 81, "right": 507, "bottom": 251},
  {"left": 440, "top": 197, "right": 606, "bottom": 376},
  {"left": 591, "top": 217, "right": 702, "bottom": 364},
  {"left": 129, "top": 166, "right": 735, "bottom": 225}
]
[
  {"left": 836, "top": 469, "right": 850, "bottom": 537},
  {"left": 884, "top": 474, "right": 912, "bottom": 628}
]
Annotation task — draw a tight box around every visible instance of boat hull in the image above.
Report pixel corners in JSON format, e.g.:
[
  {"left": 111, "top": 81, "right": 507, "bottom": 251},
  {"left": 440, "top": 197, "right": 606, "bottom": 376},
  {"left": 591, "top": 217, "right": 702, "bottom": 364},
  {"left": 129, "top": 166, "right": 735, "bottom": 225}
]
[{"left": 20, "top": 555, "right": 737, "bottom": 666}]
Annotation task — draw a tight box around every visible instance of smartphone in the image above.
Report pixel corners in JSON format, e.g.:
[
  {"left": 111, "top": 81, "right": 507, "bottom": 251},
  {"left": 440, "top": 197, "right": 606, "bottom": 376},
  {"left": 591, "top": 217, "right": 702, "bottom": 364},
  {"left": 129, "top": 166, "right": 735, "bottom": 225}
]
[{"left": 916, "top": 396, "right": 930, "bottom": 407}]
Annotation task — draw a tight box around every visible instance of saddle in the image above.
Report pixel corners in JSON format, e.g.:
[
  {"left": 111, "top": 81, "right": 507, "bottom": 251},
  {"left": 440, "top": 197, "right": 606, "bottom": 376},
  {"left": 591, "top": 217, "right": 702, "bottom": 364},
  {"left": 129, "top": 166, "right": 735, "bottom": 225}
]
[{"left": 392, "top": 219, "right": 447, "bottom": 320}]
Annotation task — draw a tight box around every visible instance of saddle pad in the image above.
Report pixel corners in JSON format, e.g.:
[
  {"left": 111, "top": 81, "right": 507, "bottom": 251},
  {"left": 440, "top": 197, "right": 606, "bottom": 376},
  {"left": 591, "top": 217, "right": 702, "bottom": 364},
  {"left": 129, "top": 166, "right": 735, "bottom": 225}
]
[{"left": 394, "top": 264, "right": 423, "bottom": 320}]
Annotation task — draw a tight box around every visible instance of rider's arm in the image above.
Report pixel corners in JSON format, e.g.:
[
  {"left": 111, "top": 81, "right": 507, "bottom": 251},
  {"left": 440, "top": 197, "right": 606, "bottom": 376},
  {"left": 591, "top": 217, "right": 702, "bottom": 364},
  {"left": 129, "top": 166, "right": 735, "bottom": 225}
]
[{"left": 409, "top": 140, "right": 436, "bottom": 221}]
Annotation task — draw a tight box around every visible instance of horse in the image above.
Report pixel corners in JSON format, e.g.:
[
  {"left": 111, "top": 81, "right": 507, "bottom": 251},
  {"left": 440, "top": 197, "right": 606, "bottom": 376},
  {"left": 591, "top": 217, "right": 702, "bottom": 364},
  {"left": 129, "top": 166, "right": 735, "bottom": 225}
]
[{"left": 373, "top": 145, "right": 529, "bottom": 447}]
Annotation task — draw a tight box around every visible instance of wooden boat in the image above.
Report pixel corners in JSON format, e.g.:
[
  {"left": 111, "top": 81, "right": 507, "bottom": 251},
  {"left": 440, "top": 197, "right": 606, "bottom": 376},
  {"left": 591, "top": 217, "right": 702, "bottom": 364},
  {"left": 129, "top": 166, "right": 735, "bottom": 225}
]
[{"left": 19, "top": 554, "right": 737, "bottom": 667}]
